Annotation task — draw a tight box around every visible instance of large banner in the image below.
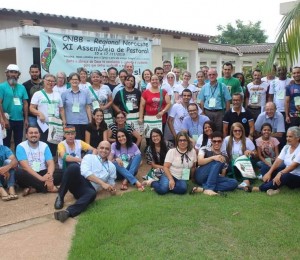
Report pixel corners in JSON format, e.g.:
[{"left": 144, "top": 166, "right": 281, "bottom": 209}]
[{"left": 39, "top": 32, "right": 152, "bottom": 76}]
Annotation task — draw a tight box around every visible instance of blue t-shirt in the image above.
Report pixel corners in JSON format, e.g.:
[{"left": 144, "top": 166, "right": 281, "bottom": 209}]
[
  {"left": 0, "top": 145, "right": 13, "bottom": 166},
  {"left": 182, "top": 115, "right": 210, "bottom": 137}
]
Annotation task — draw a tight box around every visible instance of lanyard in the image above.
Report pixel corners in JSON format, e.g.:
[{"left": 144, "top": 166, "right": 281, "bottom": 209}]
[
  {"left": 41, "top": 89, "right": 52, "bottom": 104},
  {"left": 97, "top": 156, "right": 110, "bottom": 172},
  {"left": 210, "top": 84, "right": 218, "bottom": 98}
]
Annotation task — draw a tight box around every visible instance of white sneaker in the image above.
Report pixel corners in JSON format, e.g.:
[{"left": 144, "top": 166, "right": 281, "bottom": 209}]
[
  {"left": 257, "top": 174, "right": 263, "bottom": 180},
  {"left": 267, "top": 189, "right": 280, "bottom": 196}
]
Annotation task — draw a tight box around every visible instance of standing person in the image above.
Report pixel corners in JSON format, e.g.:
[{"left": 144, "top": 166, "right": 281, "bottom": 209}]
[
  {"left": 88, "top": 70, "right": 113, "bottom": 126},
  {"left": 61, "top": 72, "right": 92, "bottom": 140},
  {"left": 139, "top": 69, "right": 152, "bottom": 92},
  {"left": 106, "top": 67, "right": 119, "bottom": 92},
  {"left": 165, "top": 71, "right": 178, "bottom": 104},
  {"left": 54, "top": 141, "right": 116, "bottom": 222},
  {"left": 0, "top": 145, "right": 18, "bottom": 201},
  {"left": 195, "top": 71, "right": 206, "bottom": 105},
  {"left": 0, "top": 64, "right": 29, "bottom": 149},
  {"left": 245, "top": 69, "right": 269, "bottom": 121},
  {"left": 15, "top": 126, "right": 61, "bottom": 196},
  {"left": 223, "top": 92, "right": 254, "bottom": 138},
  {"left": 85, "top": 108, "right": 108, "bottom": 148},
  {"left": 172, "top": 67, "right": 182, "bottom": 85},
  {"left": 193, "top": 131, "right": 238, "bottom": 196},
  {"left": 199, "top": 68, "right": 231, "bottom": 132},
  {"left": 23, "top": 64, "right": 44, "bottom": 126},
  {"left": 143, "top": 131, "right": 197, "bottom": 195},
  {"left": 201, "top": 66, "right": 209, "bottom": 83},
  {"left": 77, "top": 67, "right": 91, "bottom": 90},
  {"left": 30, "top": 73, "right": 66, "bottom": 156},
  {"left": 139, "top": 75, "right": 171, "bottom": 139},
  {"left": 53, "top": 72, "right": 69, "bottom": 95},
  {"left": 162, "top": 60, "right": 172, "bottom": 83},
  {"left": 112, "top": 70, "right": 128, "bottom": 99},
  {"left": 124, "top": 61, "right": 140, "bottom": 88},
  {"left": 182, "top": 103, "right": 209, "bottom": 143},
  {"left": 285, "top": 67, "right": 300, "bottom": 127},
  {"left": 269, "top": 66, "right": 291, "bottom": 117},
  {"left": 233, "top": 72, "right": 246, "bottom": 95},
  {"left": 254, "top": 126, "right": 300, "bottom": 196},
  {"left": 174, "top": 71, "right": 197, "bottom": 102},
  {"left": 218, "top": 62, "right": 243, "bottom": 97},
  {"left": 101, "top": 71, "right": 109, "bottom": 84},
  {"left": 255, "top": 123, "right": 279, "bottom": 179},
  {"left": 168, "top": 89, "right": 193, "bottom": 140},
  {"left": 109, "top": 129, "right": 144, "bottom": 191}
]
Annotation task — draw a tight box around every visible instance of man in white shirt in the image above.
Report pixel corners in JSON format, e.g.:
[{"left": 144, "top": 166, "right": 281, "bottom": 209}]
[{"left": 54, "top": 141, "right": 116, "bottom": 223}]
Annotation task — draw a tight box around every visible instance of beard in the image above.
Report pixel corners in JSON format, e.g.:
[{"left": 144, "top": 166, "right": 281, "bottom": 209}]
[
  {"left": 7, "top": 77, "right": 18, "bottom": 86},
  {"left": 31, "top": 75, "right": 39, "bottom": 81}
]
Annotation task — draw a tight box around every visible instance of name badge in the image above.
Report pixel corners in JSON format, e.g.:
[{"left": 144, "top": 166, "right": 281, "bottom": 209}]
[
  {"left": 294, "top": 96, "right": 300, "bottom": 106},
  {"left": 182, "top": 168, "right": 190, "bottom": 180},
  {"left": 192, "top": 134, "right": 199, "bottom": 142},
  {"left": 47, "top": 104, "right": 55, "bottom": 115},
  {"left": 265, "top": 157, "right": 272, "bottom": 164},
  {"left": 122, "top": 160, "right": 129, "bottom": 168},
  {"left": 13, "top": 98, "right": 21, "bottom": 106},
  {"left": 277, "top": 90, "right": 284, "bottom": 100},
  {"left": 251, "top": 94, "right": 258, "bottom": 104},
  {"left": 209, "top": 98, "right": 216, "bottom": 107},
  {"left": 72, "top": 102, "right": 80, "bottom": 113},
  {"left": 32, "top": 161, "right": 40, "bottom": 172},
  {"left": 92, "top": 100, "right": 100, "bottom": 110},
  {"left": 126, "top": 101, "right": 133, "bottom": 111},
  {"left": 227, "top": 85, "right": 232, "bottom": 93}
]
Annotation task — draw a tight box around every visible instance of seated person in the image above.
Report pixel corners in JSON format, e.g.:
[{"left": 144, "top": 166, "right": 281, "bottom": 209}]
[
  {"left": 0, "top": 145, "right": 18, "bottom": 201},
  {"left": 221, "top": 123, "right": 257, "bottom": 190},
  {"left": 16, "top": 126, "right": 62, "bottom": 196},
  {"left": 253, "top": 126, "right": 300, "bottom": 195},
  {"left": 109, "top": 128, "right": 144, "bottom": 191},
  {"left": 192, "top": 131, "right": 238, "bottom": 196},
  {"left": 57, "top": 125, "right": 95, "bottom": 170},
  {"left": 143, "top": 131, "right": 197, "bottom": 195},
  {"left": 144, "top": 128, "right": 173, "bottom": 180},
  {"left": 255, "top": 123, "right": 279, "bottom": 179},
  {"left": 54, "top": 141, "right": 116, "bottom": 222},
  {"left": 194, "top": 121, "right": 216, "bottom": 154}
]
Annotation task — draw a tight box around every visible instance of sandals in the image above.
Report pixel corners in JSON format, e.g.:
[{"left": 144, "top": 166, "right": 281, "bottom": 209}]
[
  {"left": 136, "top": 183, "right": 145, "bottom": 192},
  {"left": 189, "top": 186, "right": 204, "bottom": 195},
  {"left": 22, "top": 187, "right": 36, "bottom": 197},
  {"left": 120, "top": 183, "right": 128, "bottom": 191},
  {"left": 1, "top": 195, "right": 11, "bottom": 201}
]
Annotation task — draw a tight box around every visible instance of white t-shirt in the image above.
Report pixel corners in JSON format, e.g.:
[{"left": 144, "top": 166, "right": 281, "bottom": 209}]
[
  {"left": 195, "top": 134, "right": 211, "bottom": 150},
  {"left": 278, "top": 144, "right": 300, "bottom": 176},
  {"left": 31, "top": 90, "right": 63, "bottom": 122},
  {"left": 174, "top": 84, "right": 197, "bottom": 101},
  {"left": 87, "top": 85, "right": 112, "bottom": 113},
  {"left": 222, "top": 136, "right": 255, "bottom": 157},
  {"left": 269, "top": 78, "right": 292, "bottom": 112},
  {"left": 79, "top": 82, "right": 91, "bottom": 91},
  {"left": 165, "top": 148, "right": 197, "bottom": 179},
  {"left": 53, "top": 84, "right": 68, "bottom": 96},
  {"left": 246, "top": 81, "right": 269, "bottom": 111},
  {"left": 168, "top": 103, "right": 189, "bottom": 133}
]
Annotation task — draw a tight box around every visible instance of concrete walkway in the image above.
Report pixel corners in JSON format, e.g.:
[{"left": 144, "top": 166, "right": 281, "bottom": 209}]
[{"left": 0, "top": 163, "right": 150, "bottom": 260}]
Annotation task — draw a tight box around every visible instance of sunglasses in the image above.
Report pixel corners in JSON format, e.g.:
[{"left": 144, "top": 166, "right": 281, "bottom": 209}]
[
  {"left": 212, "top": 140, "right": 222, "bottom": 143},
  {"left": 233, "top": 130, "right": 242, "bottom": 133}
]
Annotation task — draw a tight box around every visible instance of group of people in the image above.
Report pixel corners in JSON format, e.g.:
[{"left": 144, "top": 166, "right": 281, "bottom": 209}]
[{"left": 1, "top": 60, "right": 300, "bottom": 223}]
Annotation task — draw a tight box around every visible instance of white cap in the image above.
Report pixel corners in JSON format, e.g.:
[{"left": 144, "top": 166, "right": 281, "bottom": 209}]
[{"left": 6, "top": 64, "right": 20, "bottom": 72}]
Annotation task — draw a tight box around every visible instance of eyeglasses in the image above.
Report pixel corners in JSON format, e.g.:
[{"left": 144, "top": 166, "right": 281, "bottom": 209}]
[
  {"left": 45, "top": 79, "right": 56, "bottom": 83},
  {"left": 178, "top": 139, "right": 187, "bottom": 142},
  {"left": 233, "top": 130, "right": 242, "bottom": 133},
  {"left": 188, "top": 109, "right": 197, "bottom": 113},
  {"left": 212, "top": 140, "right": 222, "bottom": 143},
  {"left": 208, "top": 74, "right": 216, "bottom": 76},
  {"left": 116, "top": 116, "right": 125, "bottom": 119}
]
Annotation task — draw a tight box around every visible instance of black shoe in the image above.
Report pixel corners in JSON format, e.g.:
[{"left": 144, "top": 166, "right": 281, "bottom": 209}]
[
  {"left": 54, "top": 210, "right": 70, "bottom": 223},
  {"left": 54, "top": 195, "right": 64, "bottom": 210}
]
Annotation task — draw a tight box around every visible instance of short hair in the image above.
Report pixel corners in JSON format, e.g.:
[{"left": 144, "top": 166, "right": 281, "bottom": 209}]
[
  {"left": 187, "top": 103, "right": 198, "bottom": 111},
  {"left": 175, "top": 131, "right": 193, "bottom": 151},
  {"left": 163, "top": 60, "right": 172, "bottom": 66},
  {"left": 125, "top": 75, "right": 136, "bottom": 87},
  {"left": 118, "top": 69, "right": 128, "bottom": 76},
  {"left": 77, "top": 67, "right": 88, "bottom": 75},
  {"left": 211, "top": 131, "right": 223, "bottom": 140},
  {"left": 56, "top": 71, "right": 67, "bottom": 84},
  {"left": 287, "top": 126, "right": 300, "bottom": 138},
  {"left": 90, "top": 70, "right": 102, "bottom": 77},
  {"left": 107, "top": 67, "right": 118, "bottom": 74},
  {"left": 232, "top": 92, "right": 243, "bottom": 100},
  {"left": 154, "top": 67, "right": 164, "bottom": 73},
  {"left": 29, "top": 64, "right": 40, "bottom": 70},
  {"left": 142, "top": 69, "right": 153, "bottom": 81},
  {"left": 26, "top": 125, "right": 40, "bottom": 133},
  {"left": 182, "top": 89, "right": 192, "bottom": 95},
  {"left": 252, "top": 69, "right": 262, "bottom": 75},
  {"left": 182, "top": 70, "right": 191, "bottom": 77},
  {"left": 223, "top": 62, "right": 233, "bottom": 69},
  {"left": 261, "top": 122, "right": 272, "bottom": 132},
  {"left": 68, "top": 72, "right": 80, "bottom": 81}
]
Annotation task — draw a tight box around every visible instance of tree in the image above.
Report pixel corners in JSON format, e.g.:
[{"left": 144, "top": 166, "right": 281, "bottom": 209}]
[
  {"left": 211, "top": 20, "right": 268, "bottom": 45},
  {"left": 265, "top": 1, "right": 300, "bottom": 73}
]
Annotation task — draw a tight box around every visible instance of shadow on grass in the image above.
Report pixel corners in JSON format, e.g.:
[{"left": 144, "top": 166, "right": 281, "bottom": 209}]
[{"left": 69, "top": 186, "right": 300, "bottom": 259}]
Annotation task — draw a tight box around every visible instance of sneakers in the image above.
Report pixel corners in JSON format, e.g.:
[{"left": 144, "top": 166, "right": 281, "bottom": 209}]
[
  {"left": 267, "top": 189, "right": 280, "bottom": 196},
  {"left": 54, "top": 210, "right": 70, "bottom": 223},
  {"left": 257, "top": 174, "right": 263, "bottom": 180}
]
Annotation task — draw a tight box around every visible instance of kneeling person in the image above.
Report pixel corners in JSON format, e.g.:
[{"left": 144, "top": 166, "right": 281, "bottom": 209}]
[{"left": 54, "top": 141, "right": 116, "bottom": 222}]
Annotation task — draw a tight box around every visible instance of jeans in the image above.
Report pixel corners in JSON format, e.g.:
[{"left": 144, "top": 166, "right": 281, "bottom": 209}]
[
  {"left": 195, "top": 161, "right": 238, "bottom": 191},
  {"left": 151, "top": 174, "right": 187, "bottom": 195},
  {"left": 28, "top": 116, "right": 38, "bottom": 126},
  {"left": 58, "top": 163, "right": 96, "bottom": 217},
  {"left": 3, "top": 120, "right": 24, "bottom": 149},
  {"left": 0, "top": 159, "right": 15, "bottom": 188},
  {"left": 113, "top": 154, "right": 141, "bottom": 185},
  {"left": 256, "top": 161, "right": 270, "bottom": 176},
  {"left": 260, "top": 172, "right": 300, "bottom": 191}
]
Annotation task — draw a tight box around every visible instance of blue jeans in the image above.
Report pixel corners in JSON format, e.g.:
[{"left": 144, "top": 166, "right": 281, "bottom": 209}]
[
  {"left": 260, "top": 172, "right": 300, "bottom": 191},
  {"left": 151, "top": 174, "right": 187, "bottom": 195},
  {"left": 0, "top": 159, "right": 15, "bottom": 188},
  {"left": 257, "top": 161, "right": 285, "bottom": 177},
  {"left": 195, "top": 161, "right": 238, "bottom": 191},
  {"left": 113, "top": 154, "right": 141, "bottom": 185},
  {"left": 28, "top": 116, "right": 38, "bottom": 126}
]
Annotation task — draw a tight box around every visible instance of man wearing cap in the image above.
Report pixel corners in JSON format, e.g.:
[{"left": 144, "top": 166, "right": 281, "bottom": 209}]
[
  {"left": 0, "top": 64, "right": 29, "bottom": 149},
  {"left": 54, "top": 140, "right": 116, "bottom": 223}
]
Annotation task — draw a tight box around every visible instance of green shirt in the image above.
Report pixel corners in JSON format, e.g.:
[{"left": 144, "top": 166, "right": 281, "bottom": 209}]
[
  {"left": 0, "top": 81, "right": 28, "bottom": 121},
  {"left": 218, "top": 77, "right": 242, "bottom": 97}
]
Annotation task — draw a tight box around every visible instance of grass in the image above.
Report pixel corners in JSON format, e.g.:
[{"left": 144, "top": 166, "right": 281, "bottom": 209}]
[{"left": 69, "top": 184, "right": 300, "bottom": 259}]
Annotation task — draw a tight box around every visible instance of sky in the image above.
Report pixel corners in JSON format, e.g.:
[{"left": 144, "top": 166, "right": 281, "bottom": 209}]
[{"left": 0, "top": 0, "right": 291, "bottom": 42}]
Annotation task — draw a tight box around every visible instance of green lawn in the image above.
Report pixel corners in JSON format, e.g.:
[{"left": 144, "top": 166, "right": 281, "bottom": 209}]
[{"left": 69, "top": 186, "right": 300, "bottom": 259}]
